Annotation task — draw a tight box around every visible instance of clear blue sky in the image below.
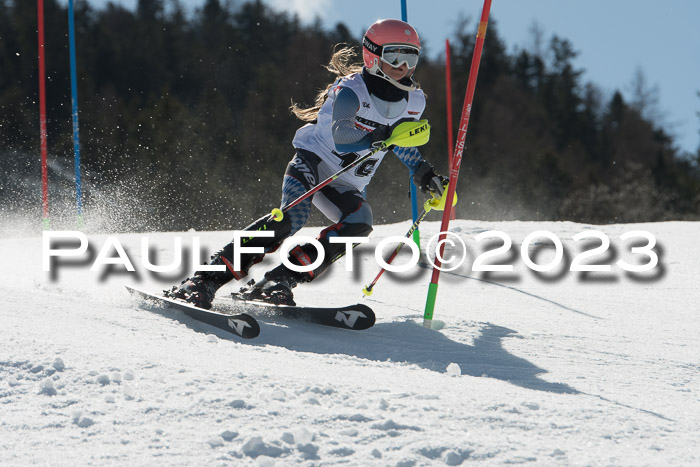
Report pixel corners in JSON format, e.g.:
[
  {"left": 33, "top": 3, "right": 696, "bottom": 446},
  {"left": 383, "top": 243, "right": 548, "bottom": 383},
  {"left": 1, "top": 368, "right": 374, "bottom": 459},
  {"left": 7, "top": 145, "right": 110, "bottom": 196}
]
[{"left": 82, "top": 0, "right": 700, "bottom": 156}]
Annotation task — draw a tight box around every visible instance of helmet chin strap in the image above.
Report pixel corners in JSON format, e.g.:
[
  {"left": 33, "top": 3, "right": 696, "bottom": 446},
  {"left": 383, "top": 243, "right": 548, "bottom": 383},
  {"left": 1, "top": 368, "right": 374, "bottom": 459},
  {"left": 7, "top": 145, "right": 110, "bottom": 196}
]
[{"left": 369, "top": 63, "right": 417, "bottom": 92}]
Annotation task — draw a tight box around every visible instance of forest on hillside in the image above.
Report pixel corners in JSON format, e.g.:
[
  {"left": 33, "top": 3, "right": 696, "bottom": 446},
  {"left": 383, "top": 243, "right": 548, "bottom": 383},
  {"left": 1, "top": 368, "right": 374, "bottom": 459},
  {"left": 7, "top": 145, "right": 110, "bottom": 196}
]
[{"left": 1, "top": 0, "right": 699, "bottom": 231}]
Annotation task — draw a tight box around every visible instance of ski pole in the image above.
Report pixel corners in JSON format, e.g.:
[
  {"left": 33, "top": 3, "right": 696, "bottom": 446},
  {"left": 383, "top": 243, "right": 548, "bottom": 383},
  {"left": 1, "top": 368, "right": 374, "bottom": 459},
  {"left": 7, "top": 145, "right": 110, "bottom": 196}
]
[
  {"left": 362, "top": 187, "right": 457, "bottom": 296},
  {"left": 362, "top": 200, "right": 432, "bottom": 297},
  {"left": 270, "top": 120, "right": 430, "bottom": 222}
]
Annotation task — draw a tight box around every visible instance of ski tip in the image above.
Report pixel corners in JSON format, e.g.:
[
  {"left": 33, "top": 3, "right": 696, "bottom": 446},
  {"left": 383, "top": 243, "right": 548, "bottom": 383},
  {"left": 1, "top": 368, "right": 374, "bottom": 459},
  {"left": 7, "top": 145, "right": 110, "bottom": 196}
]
[
  {"left": 344, "top": 303, "right": 376, "bottom": 329},
  {"left": 124, "top": 284, "right": 152, "bottom": 299},
  {"left": 362, "top": 304, "right": 376, "bottom": 327},
  {"left": 125, "top": 284, "right": 157, "bottom": 298}
]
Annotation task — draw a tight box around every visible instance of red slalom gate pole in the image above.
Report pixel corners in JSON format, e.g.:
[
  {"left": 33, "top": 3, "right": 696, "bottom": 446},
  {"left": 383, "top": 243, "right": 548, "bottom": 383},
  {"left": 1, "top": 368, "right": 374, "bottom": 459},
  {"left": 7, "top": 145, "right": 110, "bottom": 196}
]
[
  {"left": 445, "top": 39, "right": 455, "bottom": 220},
  {"left": 423, "top": 0, "right": 492, "bottom": 328},
  {"left": 37, "top": 0, "right": 50, "bottom": 229}
]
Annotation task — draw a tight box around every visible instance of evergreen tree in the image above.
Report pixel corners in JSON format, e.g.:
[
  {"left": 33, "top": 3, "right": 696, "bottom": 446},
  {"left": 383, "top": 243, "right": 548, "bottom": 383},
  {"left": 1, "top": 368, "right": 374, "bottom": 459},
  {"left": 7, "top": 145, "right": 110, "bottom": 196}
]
[{"left": 0, "top": 0, "right": 697, "bottom": 229}]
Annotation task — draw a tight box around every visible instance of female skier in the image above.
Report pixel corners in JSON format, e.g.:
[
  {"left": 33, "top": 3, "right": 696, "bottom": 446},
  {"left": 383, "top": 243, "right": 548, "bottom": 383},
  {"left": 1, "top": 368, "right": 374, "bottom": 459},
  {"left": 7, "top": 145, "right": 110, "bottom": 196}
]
[{"left": 168, "top": 18, "right": 447, "bottom": 308}]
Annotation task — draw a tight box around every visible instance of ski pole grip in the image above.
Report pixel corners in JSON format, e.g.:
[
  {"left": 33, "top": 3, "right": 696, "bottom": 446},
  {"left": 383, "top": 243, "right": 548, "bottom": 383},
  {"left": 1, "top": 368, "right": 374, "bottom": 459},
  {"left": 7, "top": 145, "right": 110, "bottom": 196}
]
[{"left": 271, "top": 208, "right": 284, "bottom": 222}]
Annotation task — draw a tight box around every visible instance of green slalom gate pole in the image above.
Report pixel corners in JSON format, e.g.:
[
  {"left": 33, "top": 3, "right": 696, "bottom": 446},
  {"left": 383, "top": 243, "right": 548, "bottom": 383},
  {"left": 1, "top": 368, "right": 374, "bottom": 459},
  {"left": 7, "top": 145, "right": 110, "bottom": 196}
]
[{"left": 423, "top": 0, "right": 492, "bottom": 328}]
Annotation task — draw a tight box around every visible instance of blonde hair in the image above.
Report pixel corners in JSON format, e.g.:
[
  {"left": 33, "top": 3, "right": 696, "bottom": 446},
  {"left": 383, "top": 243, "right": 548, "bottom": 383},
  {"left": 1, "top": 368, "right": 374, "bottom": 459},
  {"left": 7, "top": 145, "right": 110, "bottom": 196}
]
[{"left": 290, "top": 45, "right": 363, "bottom": 122}]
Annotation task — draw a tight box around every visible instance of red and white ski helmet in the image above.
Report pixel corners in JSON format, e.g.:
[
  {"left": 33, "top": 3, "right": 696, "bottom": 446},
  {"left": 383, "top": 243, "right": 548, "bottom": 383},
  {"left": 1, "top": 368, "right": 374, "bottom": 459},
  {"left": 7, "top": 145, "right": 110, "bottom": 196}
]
[{"left": 362, "top": 19, "right": 421, "bottom": 91}]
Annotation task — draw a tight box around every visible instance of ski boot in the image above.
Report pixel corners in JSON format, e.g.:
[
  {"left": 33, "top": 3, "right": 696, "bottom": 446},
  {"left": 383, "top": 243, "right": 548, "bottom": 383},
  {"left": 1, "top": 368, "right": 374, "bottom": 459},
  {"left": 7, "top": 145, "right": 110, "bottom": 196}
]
[
  {"left": 237, "top": 265, "right": 304, "bottom": 306},
  {"left": 166, "top": 243, "right": 235, "bottom": 309},
  {"left": 166, "top": 274, "right": 226, "bottom": 310},
  {"left": 166, "top": 213, "right": 293, "bottom": 309}
]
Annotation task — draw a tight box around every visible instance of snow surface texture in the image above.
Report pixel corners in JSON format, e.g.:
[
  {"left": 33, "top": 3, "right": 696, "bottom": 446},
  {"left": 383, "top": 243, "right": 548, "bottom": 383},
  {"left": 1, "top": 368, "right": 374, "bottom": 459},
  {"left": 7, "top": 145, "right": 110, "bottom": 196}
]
[{"left": 1, "top": 220, "right": 698, "bottom": 465}]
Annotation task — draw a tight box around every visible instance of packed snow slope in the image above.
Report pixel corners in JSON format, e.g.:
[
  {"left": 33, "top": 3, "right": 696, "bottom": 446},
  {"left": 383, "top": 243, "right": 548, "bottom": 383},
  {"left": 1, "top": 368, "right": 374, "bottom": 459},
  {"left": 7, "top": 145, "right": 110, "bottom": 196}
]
[{"left": 1, "top": 219, "right": 698, "bottom": 466}]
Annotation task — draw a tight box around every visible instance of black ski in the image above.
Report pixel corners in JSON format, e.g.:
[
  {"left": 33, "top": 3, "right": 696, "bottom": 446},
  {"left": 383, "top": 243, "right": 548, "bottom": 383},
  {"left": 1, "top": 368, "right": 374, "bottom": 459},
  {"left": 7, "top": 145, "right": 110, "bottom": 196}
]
[
  {"left": 229, "top": 293, "right": 375, "bottom": 330},
  {"left": 126, "top": 285, "right": 260, "bottom": 339}
]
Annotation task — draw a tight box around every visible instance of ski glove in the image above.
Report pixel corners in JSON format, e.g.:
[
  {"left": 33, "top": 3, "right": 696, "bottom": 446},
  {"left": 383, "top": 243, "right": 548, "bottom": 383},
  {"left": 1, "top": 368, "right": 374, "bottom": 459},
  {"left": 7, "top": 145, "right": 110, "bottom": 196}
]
[
  {"left": 371, "top": 117, "right": 417, "bottom": 148},
  {"left": 413, "top": 161, "right": 447, "bottom": 197}
]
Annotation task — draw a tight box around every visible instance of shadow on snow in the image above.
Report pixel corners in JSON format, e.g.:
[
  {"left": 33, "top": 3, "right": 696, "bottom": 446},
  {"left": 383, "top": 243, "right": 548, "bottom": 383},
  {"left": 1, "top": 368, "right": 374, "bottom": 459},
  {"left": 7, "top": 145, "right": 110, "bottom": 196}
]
[
  {"left": 164, "top": 300, "right": 578, "bottom": 395},
  {"left": 145, "top": 301, "right": 676, "bottom": 420},
  {"left": 257, "top": 318, "right": 579, "bottom": 395}
]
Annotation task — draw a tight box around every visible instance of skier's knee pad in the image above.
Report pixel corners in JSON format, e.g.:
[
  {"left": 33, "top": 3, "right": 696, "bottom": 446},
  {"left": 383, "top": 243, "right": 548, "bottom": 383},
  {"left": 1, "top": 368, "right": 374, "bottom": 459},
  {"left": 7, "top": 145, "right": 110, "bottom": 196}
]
[
  {"left": 337, "top": 222, "right": 373, "bottom": 238},
  {"left": 286, "top": 222, "right": 373, "bottom": 282}
]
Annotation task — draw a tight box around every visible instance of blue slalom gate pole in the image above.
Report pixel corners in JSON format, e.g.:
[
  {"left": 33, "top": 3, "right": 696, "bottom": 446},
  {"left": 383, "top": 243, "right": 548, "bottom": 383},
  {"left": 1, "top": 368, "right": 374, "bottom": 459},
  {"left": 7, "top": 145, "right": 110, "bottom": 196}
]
[
  {"left": 400, "top": 0, "right": 421, "bottom": 248},
  {"left": 67, "top": 0, "right": 83, "bottom": 227}
]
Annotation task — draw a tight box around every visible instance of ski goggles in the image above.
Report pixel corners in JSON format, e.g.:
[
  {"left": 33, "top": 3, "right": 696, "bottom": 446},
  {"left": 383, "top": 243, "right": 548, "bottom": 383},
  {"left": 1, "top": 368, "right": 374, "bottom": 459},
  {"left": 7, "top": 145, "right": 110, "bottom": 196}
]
[
  {"left": 380, "top": 45, "right": 420, "bottom": 69},
  {"left": 364, "top": 36, "right": 420, "bottom": 69}
]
